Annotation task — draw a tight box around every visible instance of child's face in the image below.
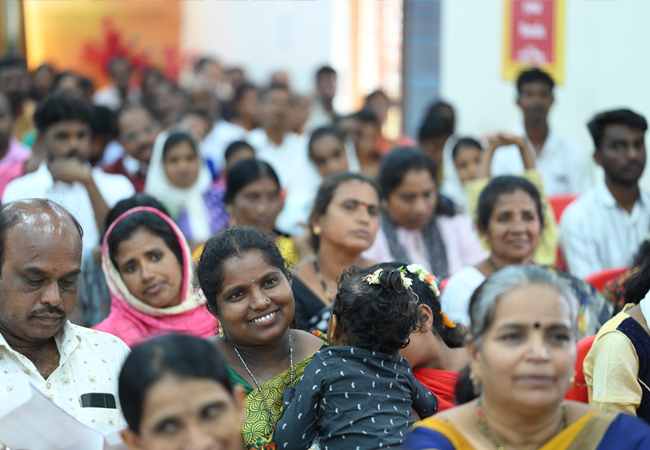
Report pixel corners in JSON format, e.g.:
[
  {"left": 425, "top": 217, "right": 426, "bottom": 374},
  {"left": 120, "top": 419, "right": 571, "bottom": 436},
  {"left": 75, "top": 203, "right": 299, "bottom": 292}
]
[
  {"left": 454, "top": 146, "right": 481, "bottom": 183},
  {"left": 311, "top": 134, "right": 349, "bottom": 178},
  {"left": 163, "top": 141, "right": 200, "bottom": 188}
]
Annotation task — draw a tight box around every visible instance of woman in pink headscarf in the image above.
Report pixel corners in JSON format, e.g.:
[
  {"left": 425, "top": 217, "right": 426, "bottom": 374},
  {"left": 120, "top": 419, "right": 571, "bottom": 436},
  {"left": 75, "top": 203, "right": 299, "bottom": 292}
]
[{"left": 94, "top": 206, "right": 218, "bottom": 347}]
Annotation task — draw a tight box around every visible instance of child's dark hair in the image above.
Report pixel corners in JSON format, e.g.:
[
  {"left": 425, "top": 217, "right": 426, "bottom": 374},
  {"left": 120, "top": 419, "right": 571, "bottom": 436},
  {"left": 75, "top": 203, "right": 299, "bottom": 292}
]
[
  {"left": 332, "top": 264, "right": 423, "bottom": 357},
  {"left": 377, "top": 262, "right": 465, "bottom": 348},
  {"left": 452, "top": 137, "right": 482, "bottom": 161}
]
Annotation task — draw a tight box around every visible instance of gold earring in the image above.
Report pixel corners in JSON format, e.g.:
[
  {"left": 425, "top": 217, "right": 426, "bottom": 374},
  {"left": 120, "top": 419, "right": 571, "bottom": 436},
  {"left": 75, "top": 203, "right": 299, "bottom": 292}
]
[
  {"left": 469, "top": 366, "right": 481, "bottom": 396},
  {"left": 313, "top": 226, "right": 322, "bottom": 235}
]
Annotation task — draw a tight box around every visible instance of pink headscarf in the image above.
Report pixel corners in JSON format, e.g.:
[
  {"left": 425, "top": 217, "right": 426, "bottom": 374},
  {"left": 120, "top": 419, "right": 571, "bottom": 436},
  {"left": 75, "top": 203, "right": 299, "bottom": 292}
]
[{"left": 94, "top": 206, "right": 219, "bottom": 347}]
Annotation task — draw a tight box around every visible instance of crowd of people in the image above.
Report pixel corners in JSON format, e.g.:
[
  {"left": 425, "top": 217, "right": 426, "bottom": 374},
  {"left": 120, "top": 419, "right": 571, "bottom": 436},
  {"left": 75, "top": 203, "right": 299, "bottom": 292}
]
[{"left": 1, "top": 50, "right": 650, "bottom": 450}]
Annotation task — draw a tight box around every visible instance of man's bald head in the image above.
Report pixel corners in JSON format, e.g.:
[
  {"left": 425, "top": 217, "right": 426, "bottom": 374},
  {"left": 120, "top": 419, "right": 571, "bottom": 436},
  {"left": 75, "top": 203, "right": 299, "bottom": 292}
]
[{"left": 0, "top": 199, "right": 83, "bottom": 274}]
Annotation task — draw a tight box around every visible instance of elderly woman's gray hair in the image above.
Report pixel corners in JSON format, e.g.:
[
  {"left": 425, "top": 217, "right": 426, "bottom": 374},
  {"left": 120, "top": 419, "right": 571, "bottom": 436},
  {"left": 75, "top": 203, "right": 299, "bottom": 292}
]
[{"left": 468, "top": 265, "right": 578, "bottom": 346}]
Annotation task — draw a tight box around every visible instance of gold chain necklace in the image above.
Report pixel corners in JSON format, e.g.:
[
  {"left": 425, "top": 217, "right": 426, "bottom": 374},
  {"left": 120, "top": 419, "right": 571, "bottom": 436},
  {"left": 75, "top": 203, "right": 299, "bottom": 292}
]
[{"left": 476, "top": 398, "right": 568, "bottom": 450}]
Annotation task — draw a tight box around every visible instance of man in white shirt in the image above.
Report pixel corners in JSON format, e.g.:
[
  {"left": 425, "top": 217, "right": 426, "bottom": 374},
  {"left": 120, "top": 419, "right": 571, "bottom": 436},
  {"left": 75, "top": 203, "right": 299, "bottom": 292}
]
[
  {"left": 3, "top": 92, "right": 135, "bottom": 249},
  {"left": 303, "top": 66, "right": 338, "bottom": 134},
  {"left": 561, "top": 109, "right": 649, "bottom": 278},
  {"left": 247, "top": 84, "right": 319, "bottom": 234},
  {"left": 490, "top": 69, "right": 593, "bottom": 195},
  {"left": 0, "top": 199, "right": 130, "bottom": 434},
  {"left": 92, "top": 57, "right": 140, "bottom": 112}
]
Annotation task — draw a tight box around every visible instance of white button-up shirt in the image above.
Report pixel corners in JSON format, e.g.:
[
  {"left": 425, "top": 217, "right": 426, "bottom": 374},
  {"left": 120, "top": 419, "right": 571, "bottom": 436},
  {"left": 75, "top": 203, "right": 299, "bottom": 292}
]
[
  {"left": 490, "top": 128, "right": 594, "bottom": 195},
  {"left": 246, "top": 128, "right": 320, "bottom": 234},
  {"left": 560, "top": 180, "right": 650, "bottom": 278},
  {"left": 0, "top": 322, "right": 130, "bottom": 433},
  {"left": 2, "top": 163, "right": 135, "bottom": 249}
]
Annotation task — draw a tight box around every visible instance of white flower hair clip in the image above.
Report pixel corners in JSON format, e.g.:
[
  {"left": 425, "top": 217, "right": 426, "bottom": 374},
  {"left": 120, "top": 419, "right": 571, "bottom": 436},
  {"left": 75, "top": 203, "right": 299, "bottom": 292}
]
[
  {"left": 405, "top": 263, "right": 441, "bottom": 297},
  {"left": 362, "top": 267, "right": 414, "bottom": 292}
]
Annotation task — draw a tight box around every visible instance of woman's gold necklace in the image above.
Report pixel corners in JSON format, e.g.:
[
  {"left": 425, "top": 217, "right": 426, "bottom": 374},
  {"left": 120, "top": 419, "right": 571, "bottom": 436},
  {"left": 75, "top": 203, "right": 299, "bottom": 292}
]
[
  {"left": 227, "top": 333, "right": 294, "bottom": 427},
  {"left": 476, "top": 398, "right": 568, "bottom": 450}
]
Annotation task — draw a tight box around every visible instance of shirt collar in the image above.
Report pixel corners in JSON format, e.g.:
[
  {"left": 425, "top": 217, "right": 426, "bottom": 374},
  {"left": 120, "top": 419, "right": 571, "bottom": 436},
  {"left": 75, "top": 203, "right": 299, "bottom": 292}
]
[
  {"left": 596, "top": 178, "right": 648, "bottom": 209},
  {"left": 0, "top": 321, "right": 81, "bottom": 362}
]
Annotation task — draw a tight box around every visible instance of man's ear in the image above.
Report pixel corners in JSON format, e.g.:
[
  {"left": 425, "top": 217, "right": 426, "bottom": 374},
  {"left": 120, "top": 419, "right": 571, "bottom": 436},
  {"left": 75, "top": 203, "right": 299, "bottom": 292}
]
[
  {"left": 121, "top": 429, "right": 145, "bottom": 450},
  {"left": 593, "top": 149, "right": 602, "bottom": 167}
]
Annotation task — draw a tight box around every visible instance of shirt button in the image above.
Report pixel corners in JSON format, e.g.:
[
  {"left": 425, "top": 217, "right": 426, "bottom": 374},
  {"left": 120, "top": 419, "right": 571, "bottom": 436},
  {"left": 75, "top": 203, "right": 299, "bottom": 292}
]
[{"left": 46, "top": 382, "right": 51, "bottom": 389}]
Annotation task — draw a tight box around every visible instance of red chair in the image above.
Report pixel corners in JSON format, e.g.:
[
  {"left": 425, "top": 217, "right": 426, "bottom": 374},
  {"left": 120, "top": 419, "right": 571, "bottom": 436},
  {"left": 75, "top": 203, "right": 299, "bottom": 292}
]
[
  {"left": 548, "top": 195, "right": 578, "bottom": 271},
  {"left": 584, "top": 267, "right": 629, "bottom": 292},
  {"left": 440, "top": 277, "right": 449, "bottom": 294},
  {"left": 565, "top": 335, "right": 597, "bottom": 402},
  {"left": 548, "top": 194, "right": 579, "bottom": 223}
]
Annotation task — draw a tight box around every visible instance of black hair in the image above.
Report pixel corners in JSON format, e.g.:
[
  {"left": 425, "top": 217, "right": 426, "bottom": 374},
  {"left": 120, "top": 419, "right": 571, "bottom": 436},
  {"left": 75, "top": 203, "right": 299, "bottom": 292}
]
[
  {"left": 332, "top": 264, "right": 423, "bottom": 357},
  {"left": 91, "top": 105, "right": 116, "bottom": 136},
  {"left": 33, "top": 91, "right": 93, "bottom": 133},
  {"left": 0, "top": 199, "right": 83, "bottom": 275},
  {"left": 33, "top": 63, "right": 55, "bottom": 75},
  {"left": 377, "top": 262, "right": 465, "bottom": 348},
  {"left": 378, "top": 147, "right": 454, "bottom": 217},
  {"left": 316, "top": 66, "right": 336, "bottom": 80},
  {"left": 103, "top": 194, "right": 169, "bottom": 242},
  {"left": 623, "top": 246, "right": 650, "bottom": 306},
  {"left": 53, "top": 71, "right": 80, "bottom": 90},
  {"left": 119, "top": 333, "right": 232, "bottom": 434},
  {"left": 310, "top": 172, "right": 380, "bottom": 250},
  {"left": 196, "top": 226, "right": 290, "bottom": 314},
  {"left": 224, "top": 140, "right": 255, "bottom": 163},
  {"left": 225, "top": 159, "right": 280, "bottom": 205},
  {"left": 587, "top": 109, "right": 648, "bottom": 150},
  {"left": 162, "top": 131, "right": 198, "bottom": 159},
  {"left": 0, "top": 55, "right": 27, "bottom": 74},
  {"left": 79, "top": 77, "right": 94, "bottom": 95},
  {"left": 353, "top": 109, "right": 380, "bottom": 127},
  {"left": 115, "top": 102, "right": 157, "bottom": 130},
  {"left": 454, "top": 365, "right": 476, "bottom": 405},
  {"left": 234, "top": 82, "right": 257, "bottom": 104},
  {"left": 178, "top": 108, "right": 212, "bottom": 126},
  {"left": 107, "top": 210, "right": 183, "bottom": 271},
  {"left": 365, "top": 89, "right": 389, "bottom": 105},
  {"left": 418, "top": 111, "right": 454, "bottom": 143},
  {"left": 195, "top": 56, "right": 219, "bottom": 73},
  {"left": 516, "top": 68, "right": 554, "bottom": 94},
  {"left": 476, "top": 176, "right": 545, "bottom": 232},
  {"left": 259, "top": 83, "right": 290, "bottom": 104},
  {"left": 308, "top": 126, "right": 345, "bottom": 159},
  {"left": 452, "top": 137, "right": 483, "bottom": 161}
]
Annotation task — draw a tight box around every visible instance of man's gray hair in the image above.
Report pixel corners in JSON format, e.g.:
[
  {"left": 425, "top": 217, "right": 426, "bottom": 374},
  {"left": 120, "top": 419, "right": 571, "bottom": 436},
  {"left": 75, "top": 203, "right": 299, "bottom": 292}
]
[{"left": 468, "top": 265, "right": 578, "bottom": 346}]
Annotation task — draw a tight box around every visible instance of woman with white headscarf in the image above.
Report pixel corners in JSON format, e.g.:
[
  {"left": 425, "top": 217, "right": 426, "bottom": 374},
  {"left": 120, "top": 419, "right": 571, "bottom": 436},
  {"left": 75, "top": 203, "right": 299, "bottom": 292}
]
[{"left": 145, "top": 129, "right": 229, "bottom": 248}]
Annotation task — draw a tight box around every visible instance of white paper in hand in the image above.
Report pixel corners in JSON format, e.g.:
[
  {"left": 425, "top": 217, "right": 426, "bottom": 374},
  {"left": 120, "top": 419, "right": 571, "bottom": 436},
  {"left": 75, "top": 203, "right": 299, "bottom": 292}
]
[{"left": 0, "top": 382, "right": 127, "bottom": 450}]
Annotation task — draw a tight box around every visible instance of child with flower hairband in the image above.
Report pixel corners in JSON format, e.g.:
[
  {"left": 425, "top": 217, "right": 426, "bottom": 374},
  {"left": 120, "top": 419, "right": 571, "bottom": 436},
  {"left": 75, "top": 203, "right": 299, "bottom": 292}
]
[
  {"left": 274, "top": 264, "right": 438, "bottom": 450},
  {"left": 380, "top": 262, "right": 470, "bottom": 412}
]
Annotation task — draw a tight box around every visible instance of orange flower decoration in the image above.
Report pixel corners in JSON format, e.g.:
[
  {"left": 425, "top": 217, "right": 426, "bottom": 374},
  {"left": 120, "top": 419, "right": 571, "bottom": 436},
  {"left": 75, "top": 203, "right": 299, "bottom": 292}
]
[{"left": 440, "top": 312, "right": 457, "bottom": 329}]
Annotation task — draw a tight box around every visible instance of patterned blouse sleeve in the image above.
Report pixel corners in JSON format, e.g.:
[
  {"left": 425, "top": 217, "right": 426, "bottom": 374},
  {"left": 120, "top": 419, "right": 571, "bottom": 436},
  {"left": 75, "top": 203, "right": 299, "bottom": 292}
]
[{"left": 274, "top": 355, "right": 326, "bottom": 450}]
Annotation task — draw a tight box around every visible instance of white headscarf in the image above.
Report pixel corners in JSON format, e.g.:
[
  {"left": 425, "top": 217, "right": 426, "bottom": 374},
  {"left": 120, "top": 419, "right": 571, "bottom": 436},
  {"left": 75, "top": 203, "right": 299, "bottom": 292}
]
[{"left": 144, "top": 129, "right": 214, "bottom": 241}]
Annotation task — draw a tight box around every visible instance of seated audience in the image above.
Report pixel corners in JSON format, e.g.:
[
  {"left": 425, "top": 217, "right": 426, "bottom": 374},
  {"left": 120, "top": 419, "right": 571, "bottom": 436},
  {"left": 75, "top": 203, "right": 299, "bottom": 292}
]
[
  {"left": 364, "top": 147, "right": 487, "bottom": 279},
  {"left": 119, "top": 334, "right": 246, "bottom": 450},
  {"left": 418, "top": 107, "right": 454, "bottom": 180},
  {"left": 561, "top": 109, "right": 649, "bottom": 278},
  {"left": 223, "top": 140, "right": 255, "bottom": 178},
  {"left": 88, "top": 105, "right": 116, "bottom": 166},
  {"left": 275, "top": 264, "right": 438, "bottom": 450},
  {"left": 0, "top": 56, "right": 36, "bottom": 142},
  {"left": 354, "top": 109, "right": 382, "bottom": 178},
  {"left": 466, "top": 132, "right": 559, "bottom": 266},
  {"left": 229, "top": 82, "right": 258, "bottom": 133},
  {"left": 94, "top": 207, "right": 219, "bottom": 347},
  {"left": 145, "top": 130, "right": 228, "bottom": 247},
  {"left": 3, "top": 92, "right": 135, "bottom": 249},
  {"left": 29, "top": 63, "right": 56, "bottom": 102},
  {"left": 490, "top": 68, "right": 594, "bottom": 195},
  {"left": 224, "top": 159, "right": 297, "bottom": 266},
  {"left": 103, "top": 103, "right": 161, "bottom": 192},
  {"left": 405, "top": 265, "right": 650, "bottom": 450},
  {"left": 385, "top": 262, "right": 468, "bottom": 412},
  {"left": 289, "top": 93, "right": 310, "bottom": 135},
  {"left": 0, "top": 200, "right": 129, "bottom": 433},
  {"left": 0, "top": 92, "right": 30, "bottom": 197},
  {"left": 308, "top": 126, "right": 349, "bottom": 179},
  {"left": 74, "top": 194, "right": 168, "bottom": 328},
  {"left": 303, "top": 65, "right": 338, "bottom": 133},
  {"left": 247, "top": 83, "right": 317, "bottom": 234},
  {"left": 196, "top": 226, "right": 326, "bottom": 450},
  {"left": 93, "top": 56, "right": 140, "bottom": 111},
  {"left": 585, "top": 259, "right": 650, "bottom": 422},
  {"left": 293, "top": 172, "right": 380, "bottom": 331},
  {"left": 177, "top": 108, "right": 213, "bottom": 143},
  {"left": 442, "top": 176, "right": 613, "bottom": 339},
  {"left": 152, "top": 80, "right": 186, "bottom": 130}
]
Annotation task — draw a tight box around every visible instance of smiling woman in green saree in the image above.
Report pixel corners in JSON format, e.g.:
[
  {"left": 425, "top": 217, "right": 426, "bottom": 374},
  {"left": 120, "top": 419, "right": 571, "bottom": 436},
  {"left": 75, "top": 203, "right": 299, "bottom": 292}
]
[{"left": 197, "top": 226, "right": 325, "bottom": 450}]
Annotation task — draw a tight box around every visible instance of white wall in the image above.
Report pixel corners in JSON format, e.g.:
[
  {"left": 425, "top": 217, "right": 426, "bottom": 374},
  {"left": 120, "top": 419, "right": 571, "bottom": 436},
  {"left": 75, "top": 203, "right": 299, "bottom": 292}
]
[
  {"left": 440, "top": 0, "right": 650, "bottom": 188},
  {"left": 180, "top": 1, "right": 353, "bottom": 112}
]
